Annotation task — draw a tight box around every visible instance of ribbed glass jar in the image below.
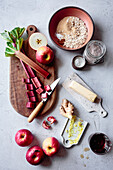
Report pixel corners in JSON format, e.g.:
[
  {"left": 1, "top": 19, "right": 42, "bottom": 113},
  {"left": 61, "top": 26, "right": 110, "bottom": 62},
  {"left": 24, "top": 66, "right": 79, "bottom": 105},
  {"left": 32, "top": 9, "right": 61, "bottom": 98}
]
[{"left": 83, "top": 40, "right": 106, "bottom": 64}]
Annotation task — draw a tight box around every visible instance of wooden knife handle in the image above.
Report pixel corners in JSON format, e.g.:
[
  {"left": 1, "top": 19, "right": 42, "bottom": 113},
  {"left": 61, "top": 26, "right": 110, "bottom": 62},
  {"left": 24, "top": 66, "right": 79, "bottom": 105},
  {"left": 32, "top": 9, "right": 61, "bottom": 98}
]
[{"left": 28, "top": 101, "right": 44, "bottom": 123}]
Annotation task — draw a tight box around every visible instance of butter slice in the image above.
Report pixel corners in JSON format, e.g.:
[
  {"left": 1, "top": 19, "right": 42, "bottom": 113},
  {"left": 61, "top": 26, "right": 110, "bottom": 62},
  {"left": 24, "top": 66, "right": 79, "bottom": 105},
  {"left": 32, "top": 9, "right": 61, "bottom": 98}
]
[{"left": 69, "top": 80, "right": 97, "bottom": 102}]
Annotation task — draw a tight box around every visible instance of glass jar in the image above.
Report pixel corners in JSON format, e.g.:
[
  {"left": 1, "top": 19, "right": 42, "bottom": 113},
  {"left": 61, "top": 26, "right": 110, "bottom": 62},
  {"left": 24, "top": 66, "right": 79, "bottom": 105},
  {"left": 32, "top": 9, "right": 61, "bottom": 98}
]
[
  {"left": 83, "top": 40, "right": 106, "bottom": 64},
  {"left": 88, "top": 132, "right": 112, "bottom": 155}
]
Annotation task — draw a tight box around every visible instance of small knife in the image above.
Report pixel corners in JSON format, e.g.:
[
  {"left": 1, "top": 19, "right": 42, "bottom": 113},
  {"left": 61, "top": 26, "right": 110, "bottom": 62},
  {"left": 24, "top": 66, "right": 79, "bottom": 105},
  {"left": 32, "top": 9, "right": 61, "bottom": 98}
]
[{"left": 28, "top": 77, "right": 61, "bottom": 123}]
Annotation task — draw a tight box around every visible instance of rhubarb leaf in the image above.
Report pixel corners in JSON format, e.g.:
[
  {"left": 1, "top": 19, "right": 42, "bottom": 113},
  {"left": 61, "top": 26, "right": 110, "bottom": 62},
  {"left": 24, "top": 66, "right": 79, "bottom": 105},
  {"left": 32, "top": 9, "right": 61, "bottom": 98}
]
[
  {"left": 18, "top": 27, "right": 25, "bottom": 38},
  {"left": 8, "top": 32, "right": 14, "bottom": 42},
  {"left": 10, "top": 27, "right": 19, "bottom": 39},
  {"left": 5, "top": 52, "right": 14, "bottom": 57},
  {"left": 7, "top": 42, "right": 16, "bottom": 51},
  {"left": 0, "top": 31, "right": 13, "bottom": 42},
  {"left": 1, "top": 27, "right": 25, "bottom": 57},
  {"left": 5, "top": 47, "right": 15, "bottom": 57},
  {"left": 10, "top": 27, "right": 25, "bottom": 39},
  {"left": 16, "top": 37, "right": 23, "bottom": 51},
  {"left": 5, "top": 47, "right": 15, "bottom": 54}
]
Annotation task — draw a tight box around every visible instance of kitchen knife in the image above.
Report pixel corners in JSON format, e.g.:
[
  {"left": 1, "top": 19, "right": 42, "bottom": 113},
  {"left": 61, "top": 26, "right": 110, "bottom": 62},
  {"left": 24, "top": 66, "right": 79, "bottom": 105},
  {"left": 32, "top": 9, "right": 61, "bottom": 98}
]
[{"left": 28, "top": 77, "right": 61, "bottom": 123}]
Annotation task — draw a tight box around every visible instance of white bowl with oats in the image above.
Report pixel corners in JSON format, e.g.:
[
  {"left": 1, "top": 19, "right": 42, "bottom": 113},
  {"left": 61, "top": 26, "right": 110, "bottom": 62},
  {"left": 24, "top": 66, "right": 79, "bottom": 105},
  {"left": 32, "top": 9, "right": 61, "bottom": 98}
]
[{"left": 49, "top": 6, "right": 94, "bottom": 50}]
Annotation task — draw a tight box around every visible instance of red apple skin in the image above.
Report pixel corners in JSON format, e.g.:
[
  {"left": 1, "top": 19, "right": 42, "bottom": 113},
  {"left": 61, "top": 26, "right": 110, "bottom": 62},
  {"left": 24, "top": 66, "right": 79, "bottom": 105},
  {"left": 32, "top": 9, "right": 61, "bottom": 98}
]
[
  {"left": 26, "top": 145, "right": 44, "bottom": 165},
  {"left": 42, "top": 137, "right": 60, "bottom": 156},
  {"left": 15, "top": 129, "right": 33, "bottom": 147},
  {"left": 36, "top": 46, "right": 54, "bottom": 65}
]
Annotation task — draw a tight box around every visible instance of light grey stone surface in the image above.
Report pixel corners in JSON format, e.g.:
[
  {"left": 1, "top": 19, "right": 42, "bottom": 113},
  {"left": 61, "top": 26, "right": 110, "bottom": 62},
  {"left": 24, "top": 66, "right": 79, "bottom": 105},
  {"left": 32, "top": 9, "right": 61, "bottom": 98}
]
[{"left": 0, "top": 0, "right": 113, "bottom": 169}]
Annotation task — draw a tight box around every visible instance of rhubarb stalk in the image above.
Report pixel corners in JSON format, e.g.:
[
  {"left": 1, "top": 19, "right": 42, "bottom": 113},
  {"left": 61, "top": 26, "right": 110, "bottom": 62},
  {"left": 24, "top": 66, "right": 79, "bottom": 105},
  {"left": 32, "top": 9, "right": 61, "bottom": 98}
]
[{"left": 15, "top": 51, "right": 49, "bottom": 78}]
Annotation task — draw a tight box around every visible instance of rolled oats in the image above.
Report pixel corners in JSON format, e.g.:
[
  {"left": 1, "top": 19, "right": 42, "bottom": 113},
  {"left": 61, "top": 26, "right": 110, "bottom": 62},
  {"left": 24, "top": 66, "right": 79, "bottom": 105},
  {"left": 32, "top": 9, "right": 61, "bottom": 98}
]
[{"left": 56, "top": 16, "right": 88, "bottom": 49}]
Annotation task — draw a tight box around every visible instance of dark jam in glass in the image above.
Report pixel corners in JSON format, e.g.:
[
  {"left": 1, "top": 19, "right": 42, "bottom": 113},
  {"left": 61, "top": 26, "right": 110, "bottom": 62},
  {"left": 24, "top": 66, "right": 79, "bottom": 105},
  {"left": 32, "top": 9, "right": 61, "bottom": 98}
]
[{"left": 89, "top": 133, "right": 112, "bottom": 155}]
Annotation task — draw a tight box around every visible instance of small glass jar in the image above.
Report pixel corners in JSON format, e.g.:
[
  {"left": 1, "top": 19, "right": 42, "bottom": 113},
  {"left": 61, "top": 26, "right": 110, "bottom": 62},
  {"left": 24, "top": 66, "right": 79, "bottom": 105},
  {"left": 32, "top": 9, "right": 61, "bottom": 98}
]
[{"left": 83, "top": 40, "right": 106, "bottom": 64}]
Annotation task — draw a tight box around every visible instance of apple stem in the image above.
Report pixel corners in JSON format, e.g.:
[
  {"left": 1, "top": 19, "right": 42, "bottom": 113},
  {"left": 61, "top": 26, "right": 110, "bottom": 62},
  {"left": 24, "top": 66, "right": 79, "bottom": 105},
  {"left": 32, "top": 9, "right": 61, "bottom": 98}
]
[
  {"left": 44, "top": 54, "right": 48, "bottom": 59},
  {"left": 32, "top": 155, "right": 37, "bottom": 159},
  {"left": 21, "top": 134, "right": 25, "bottom": 138}
]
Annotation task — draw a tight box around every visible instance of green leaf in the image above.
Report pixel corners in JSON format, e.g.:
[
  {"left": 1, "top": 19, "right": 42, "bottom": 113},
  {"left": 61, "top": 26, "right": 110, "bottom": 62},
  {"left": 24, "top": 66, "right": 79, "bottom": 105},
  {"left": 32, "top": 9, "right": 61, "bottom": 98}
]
[
  {"left": 8, "top": 32, "right": 14, "bottom": 42},
  {"left": 16, "top": 37, "right": 23, "bottom": 51},
  {"left": 5, "top": 47, "right": 15, "bottom": 54},
  {"left": 1, "top": 27, "right": 25, "bottom": 57},
  {"left": 0, "top": 32, "right": 13, "bottom": 42},
  {"left": 5, "top": 51, "right": 14, "bottom": 57},
  {"left": 10, "top": 27, "right": 19, "bottom": 39},
  {"left": 7, "top": 42, "right": 16, "bottom": 51},
  {"left": 18, "top": 27, "right": 25, "bottom": 37},
  {"left": 5, "top": 47, "right": 15, "bottom": 57}
]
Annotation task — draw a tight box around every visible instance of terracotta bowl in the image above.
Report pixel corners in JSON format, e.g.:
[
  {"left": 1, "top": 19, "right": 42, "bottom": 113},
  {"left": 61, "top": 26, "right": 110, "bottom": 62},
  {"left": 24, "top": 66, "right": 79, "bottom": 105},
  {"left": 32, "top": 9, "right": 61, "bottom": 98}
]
[{"left": 49, "top": 6, "right": 94, "bottom": 50}]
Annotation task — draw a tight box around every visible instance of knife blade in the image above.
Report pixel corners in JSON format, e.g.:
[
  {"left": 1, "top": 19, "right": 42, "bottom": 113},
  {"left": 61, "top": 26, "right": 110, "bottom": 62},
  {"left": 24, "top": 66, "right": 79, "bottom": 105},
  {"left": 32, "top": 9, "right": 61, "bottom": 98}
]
[
  {"left": 28, "top": 77, "right": 61, "bottom": 123},
  {"left": 42, "top": 77, "right": 61, "bottom": 102}
]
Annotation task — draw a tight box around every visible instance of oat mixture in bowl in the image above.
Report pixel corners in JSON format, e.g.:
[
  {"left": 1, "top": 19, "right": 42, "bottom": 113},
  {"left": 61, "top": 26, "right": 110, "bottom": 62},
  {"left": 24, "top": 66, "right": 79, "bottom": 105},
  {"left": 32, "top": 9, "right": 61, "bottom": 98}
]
[
  {"left": 56, "top": 16, "right": 88, "bottom": 49},
  {"left": 49, "top": 6, "right": 94, "bottom": 51}
]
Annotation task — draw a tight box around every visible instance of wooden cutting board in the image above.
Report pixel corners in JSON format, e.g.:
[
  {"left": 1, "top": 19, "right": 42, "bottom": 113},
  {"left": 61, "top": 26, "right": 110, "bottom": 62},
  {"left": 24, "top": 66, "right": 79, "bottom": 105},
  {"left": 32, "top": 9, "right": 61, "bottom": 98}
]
[{"left": 10, "top": 25, "right": 56, "bottom": 117}]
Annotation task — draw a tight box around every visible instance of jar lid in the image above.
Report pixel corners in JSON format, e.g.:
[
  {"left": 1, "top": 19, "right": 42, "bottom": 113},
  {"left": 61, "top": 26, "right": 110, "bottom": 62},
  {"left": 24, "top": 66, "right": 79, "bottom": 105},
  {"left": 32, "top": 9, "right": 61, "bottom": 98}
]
[{"left": 72, "top": 55, "right": 86, "bottom": 70}]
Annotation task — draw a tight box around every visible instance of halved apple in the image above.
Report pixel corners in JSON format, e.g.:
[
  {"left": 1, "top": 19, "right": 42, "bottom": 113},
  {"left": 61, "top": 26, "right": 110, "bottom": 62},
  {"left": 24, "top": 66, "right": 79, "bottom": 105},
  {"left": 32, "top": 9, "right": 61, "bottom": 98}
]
[{"left": 29, "top": 32, "right": 47, "bottom": 51}]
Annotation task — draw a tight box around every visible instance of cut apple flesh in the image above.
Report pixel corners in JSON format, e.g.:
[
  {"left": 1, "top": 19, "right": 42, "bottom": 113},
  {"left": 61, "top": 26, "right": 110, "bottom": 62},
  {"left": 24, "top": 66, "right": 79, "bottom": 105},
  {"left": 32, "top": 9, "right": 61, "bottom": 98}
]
[{"left": 29, "top": 32, "right": 48, "bottom": 51}]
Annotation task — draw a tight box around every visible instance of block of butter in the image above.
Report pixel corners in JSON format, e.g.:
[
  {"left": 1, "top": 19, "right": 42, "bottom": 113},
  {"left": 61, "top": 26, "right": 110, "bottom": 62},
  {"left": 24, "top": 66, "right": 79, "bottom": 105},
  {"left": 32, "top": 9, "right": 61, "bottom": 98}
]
[{"left": 69, "top": 80, "right": 97, "bottom": 102}]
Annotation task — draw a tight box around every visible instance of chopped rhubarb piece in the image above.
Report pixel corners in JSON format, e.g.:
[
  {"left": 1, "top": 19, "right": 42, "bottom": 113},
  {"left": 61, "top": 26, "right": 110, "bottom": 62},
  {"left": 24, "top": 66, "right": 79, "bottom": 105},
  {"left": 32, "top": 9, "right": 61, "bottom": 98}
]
[
  {"left": 26, "top": 102, "right": 35, "bottom": 109},
  {"left": 41, "top": 92, "right": 48, "bottom": 99},
  {"left": 28, "top": 96, "right": 37, "bottom": 102},
  {"left": 47, "top": 116, "right": 56, "bottom": 124},
  {"left": 42, "top": 120, "right": 51, "bottom": 129},
  {"left": 22, "top": 78, "right": 31, "bottom": 84},
  {"left": 26, "top": 91, "right": 35, "bottom": 97},
  {"left": 36, "top": 87, "right": 44, "bottom": 95},
  {"left": 25, "top": 84, "right": 34, "bottom": 91},
  {"left": 31, "top": 77, "right": 41, "bottom": 89},
  {"left": 44, "top": 85, "right": 51, "bottom": 92}
]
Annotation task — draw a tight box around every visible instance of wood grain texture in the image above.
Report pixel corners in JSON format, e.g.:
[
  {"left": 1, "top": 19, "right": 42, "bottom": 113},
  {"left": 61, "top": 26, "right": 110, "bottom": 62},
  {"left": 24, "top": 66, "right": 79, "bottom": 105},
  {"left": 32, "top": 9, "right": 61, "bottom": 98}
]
[{"left": 10, "top": 25, "right": 56, "bottom": 117}]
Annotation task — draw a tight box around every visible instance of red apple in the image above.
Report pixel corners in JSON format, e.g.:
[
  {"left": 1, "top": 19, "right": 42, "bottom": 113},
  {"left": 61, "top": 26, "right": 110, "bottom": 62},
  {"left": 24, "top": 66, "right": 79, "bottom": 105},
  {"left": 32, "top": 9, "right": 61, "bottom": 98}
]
[
  {"left": 36, "top": 46, "right": 54, "bottom": 65},
  {"left": 42, "top": 137, "right": 60, "bottom": 156},
  {"left": 26, "top": 145, "right": 44, "bottom": 165},
  {"left": 15, "top": 129, "right": 33, "bottom": 147}
]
